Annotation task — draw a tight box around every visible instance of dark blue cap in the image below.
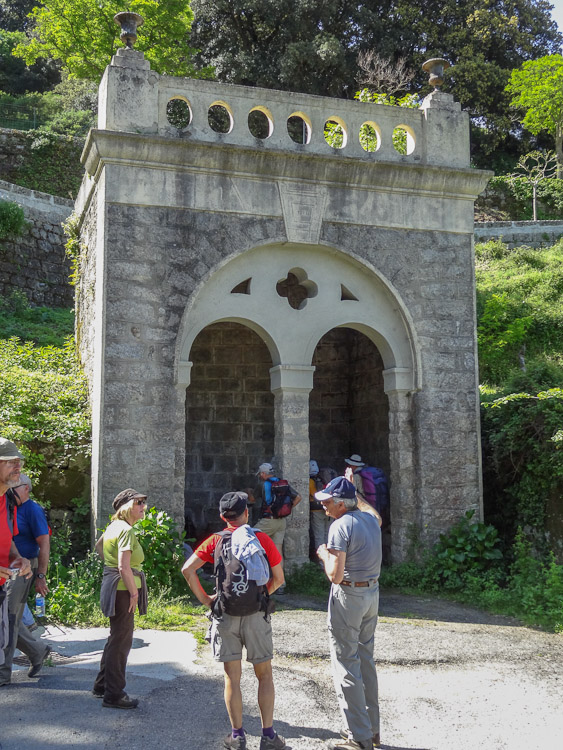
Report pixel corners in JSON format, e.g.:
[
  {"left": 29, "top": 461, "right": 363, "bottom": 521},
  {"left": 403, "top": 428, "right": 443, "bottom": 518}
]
[{"left": 315, "top": 476, "right": 356, "bottom": 501}]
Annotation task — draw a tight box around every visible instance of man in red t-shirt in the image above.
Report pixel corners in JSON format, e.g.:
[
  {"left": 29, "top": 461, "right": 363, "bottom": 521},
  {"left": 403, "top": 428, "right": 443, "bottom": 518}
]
[
  {"left": 182, "top": 492, "right": 286, "bottom": 750},
  {"left": 0, "top": 438, "right": 32, "bottom": 677}
]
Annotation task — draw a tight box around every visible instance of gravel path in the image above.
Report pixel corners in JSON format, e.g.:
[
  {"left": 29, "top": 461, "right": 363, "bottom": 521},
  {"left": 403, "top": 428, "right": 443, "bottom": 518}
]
[{"left": 1, "top": 591, "right": 561, "bottom": 750}]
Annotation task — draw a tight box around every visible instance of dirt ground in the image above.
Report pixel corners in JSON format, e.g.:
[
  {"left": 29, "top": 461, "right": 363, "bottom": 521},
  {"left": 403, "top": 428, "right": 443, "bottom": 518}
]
[{"left": 2, "top": 590, "right": 562, "bottom": 750}]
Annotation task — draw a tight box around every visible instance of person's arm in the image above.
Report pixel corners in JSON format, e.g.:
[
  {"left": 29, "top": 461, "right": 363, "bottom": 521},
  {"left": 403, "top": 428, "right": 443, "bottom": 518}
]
[
  {"left": 181, "top": 553, "right": 215, "bottom": 608},
  {"left": 34, "top": 534, "right": 50, "bottom": 595},
  {"left": 356, "top": 495, "right": 383, "bottom": 527},
  {"left": 117, "top": 549, "right": 138, "bottom": 613},
  {"left": 267, "top": 562, "right": 284, "bottom": 594},
  {"left": 291, "top": 493, "right": 302, "bottom": 508},
  {"left": 95, "top": 534, "right": 104, "bottom": 560},
  {"left": 316, "top": 545, "right": 346, "bottom": 584}
]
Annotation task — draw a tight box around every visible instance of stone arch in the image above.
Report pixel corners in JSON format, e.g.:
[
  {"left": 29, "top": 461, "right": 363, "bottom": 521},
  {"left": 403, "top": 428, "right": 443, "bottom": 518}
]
[{"left": 175, "top": 242, "right": 419, "bottom": 390}]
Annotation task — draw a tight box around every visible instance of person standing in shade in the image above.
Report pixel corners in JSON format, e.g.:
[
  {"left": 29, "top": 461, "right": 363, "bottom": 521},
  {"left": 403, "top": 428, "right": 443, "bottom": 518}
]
[
  {"left": 309, "top": 460, "right": 332, "bottom": 552},
  {"left": 316, "top": 477, "right": 382, "bottom": 750},
  {"left": 93, "top": 488, "right": 148, "bottom": 709},
  {"left": 0, "top": 473, "right": 51, "bottom": 685}
]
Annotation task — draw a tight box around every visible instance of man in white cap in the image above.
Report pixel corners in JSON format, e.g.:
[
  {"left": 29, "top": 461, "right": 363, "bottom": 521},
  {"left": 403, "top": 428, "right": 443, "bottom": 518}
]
[
  {"left": 316, "top": 476, "right": 382, "bottom": 750},
  {"left": 0, "top": 438, "right": 32, "bottom": 682}
]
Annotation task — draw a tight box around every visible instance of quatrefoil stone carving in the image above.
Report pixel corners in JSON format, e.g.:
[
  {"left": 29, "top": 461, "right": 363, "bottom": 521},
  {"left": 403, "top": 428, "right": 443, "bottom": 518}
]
[{"left": 276, "top": 268, "right": 318, "bottom": 310}]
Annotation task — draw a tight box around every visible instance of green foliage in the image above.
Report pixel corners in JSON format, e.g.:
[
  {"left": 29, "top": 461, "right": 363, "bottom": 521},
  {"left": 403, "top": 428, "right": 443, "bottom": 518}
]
[
  {"left": 484, "top": 175, "right": 563, "bottom": 221},
  {"left": 481, "top": 388, "right": 563, "bottom": 548},
  {"left": 425, "top": 511, "right": 503, "bottom": 590},
  {"left": 0, "top": 126, "right": 84, "bottom": 198},
  {"left": 0, "top": 199, "right": 25, "bottom": 238},
  {"left": 475, "top": 240, "right": 563, "bottom": 387},
  {"left": 47, "top": 551, "right": 105, "bottom": 625},
  {"left": 13, "top": 0, "right": 199, "bottom": 82},
  {"left": 0, "top": 28, "right": 59, "bottom": 95},
  {"left": 0, "top": 291, "right": 74, "bottom": 346},
  {"left": 285, "top": 561, "right": 330, "bottom": 597},
  {"left": 131, "top": 507, "right": 186, "bottom": 596},
  {"left": 506, "top": 55, "right": 563, "bottom": 169},
  {"left": 0, "top": 335, "right": 90, "bottom": 481}
]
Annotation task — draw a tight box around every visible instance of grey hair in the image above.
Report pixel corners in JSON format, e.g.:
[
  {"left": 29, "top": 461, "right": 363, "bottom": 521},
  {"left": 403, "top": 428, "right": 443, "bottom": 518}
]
[
  {"left": 18, "top": 473, "right": 32, "bottom": 490},
  {"left": 338, "top": 496, "right": 358, "bottom": 511}
]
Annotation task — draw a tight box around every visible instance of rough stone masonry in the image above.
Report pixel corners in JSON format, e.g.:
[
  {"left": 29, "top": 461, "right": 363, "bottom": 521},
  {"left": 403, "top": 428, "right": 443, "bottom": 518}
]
[{"left": 74, "top": 45, "right": 491, "bottom": 566}]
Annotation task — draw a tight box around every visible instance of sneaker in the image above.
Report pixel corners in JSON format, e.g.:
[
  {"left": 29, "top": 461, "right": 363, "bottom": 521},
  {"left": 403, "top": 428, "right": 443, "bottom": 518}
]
[
  {"left": 102, "top": 694, "right": 139, "bottom": 709},
  {"left": 224, "top": 734, "right": 247, "bottom": 750},
  {"left": 28, "top": 646, "right": 52, "bottom": 678},
  {"left": 92, "top": 688, "right": 104, "bottom": 698},
  {"left": 260, "top": 733, "right": 287, "bottom": 750},
  {"left": 328, "top": 739, "right": 372, "bottom": 750},
  {"left": 340, "top": 731, "right": 380, "bottom": 748}
]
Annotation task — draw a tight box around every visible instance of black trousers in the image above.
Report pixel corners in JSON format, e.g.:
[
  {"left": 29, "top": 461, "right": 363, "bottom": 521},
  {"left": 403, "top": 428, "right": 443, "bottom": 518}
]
[{"left": 93, "top": 590, "right": 134, "bottom": 701}]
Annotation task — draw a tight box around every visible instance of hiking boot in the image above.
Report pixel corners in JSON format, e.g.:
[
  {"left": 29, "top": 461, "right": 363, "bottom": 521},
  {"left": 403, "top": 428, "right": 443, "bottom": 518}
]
[
  {"left": 259, "top": 733, "right": 287, "bottom": 750},
  {"left": 224, "top": 734, "right": 247, "bottom": 750},
  {"left": 92, "top": 688, "right": 104, "bottom": 698},
  {"left": 328, "top": 738, "right": 372, "bottom": 750},
  {"left": 102, "top": 694, "right": 139, "bottom": 709},
  {"left": 340, "top": 731, "right": 380, "bottom": 748},
  {"left": 28, "top": 645, "right": 51, "bottom": 678}
]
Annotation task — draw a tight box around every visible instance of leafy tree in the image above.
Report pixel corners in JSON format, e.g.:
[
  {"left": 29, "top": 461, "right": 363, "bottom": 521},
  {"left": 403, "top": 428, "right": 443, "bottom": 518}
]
[
  {"left": 509, "top": 150, "right": 558, "bottom": 218},
  {"left": 0, "top": 0, "right": 36, "bottom": 32},
  {"left": 0, "top": 28, "right": 59, "bottom": 94},
  {"left": 13, "top": 0, "right": 199, "bottom": 81},
  {"left": 506, "top": 55, "right": 563, "bottom": 175},
  {"left": 190, "top": 0, "right": 561, "bottom": 165}
]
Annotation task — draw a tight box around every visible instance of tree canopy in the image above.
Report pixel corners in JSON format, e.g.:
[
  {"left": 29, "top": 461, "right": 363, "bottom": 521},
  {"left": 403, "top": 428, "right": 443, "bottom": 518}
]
[
  {"left": 12, "top": 0, "right": 199, "bottom": 81},
  {"left": 506, "top": 54, "right": 563, "bottom": 172},
  {"left": 190, "top": 0, "right": 562, "bottom": 165}
]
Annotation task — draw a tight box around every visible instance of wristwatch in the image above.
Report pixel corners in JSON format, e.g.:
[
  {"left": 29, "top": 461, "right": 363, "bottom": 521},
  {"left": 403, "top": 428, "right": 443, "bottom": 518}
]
[{"left": 36, "top": 573, "right": 45, "bottom": 579}]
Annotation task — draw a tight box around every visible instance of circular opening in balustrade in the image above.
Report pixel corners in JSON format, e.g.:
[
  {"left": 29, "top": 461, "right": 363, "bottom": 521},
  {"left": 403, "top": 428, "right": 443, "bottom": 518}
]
[
  {"left": 248, "top": 107, "right": 273, "bottom": 139},
  {"left": 359, "top": 121, "right": 381, "bottom": 152},
  {"left": 287, "top": 113, "right": 311, "bottom": 145},
  {"left": 208, "top": 102, "right": 233, "bottom": 134},
  {"left": 392, "top": 125, "right": 415, "bottom": 155},
  {"left": 166, "top": 97, "right": 192, "bottom": 130},
  {"left": 324, "top": 117, "right": 347, "bottom": 149}
]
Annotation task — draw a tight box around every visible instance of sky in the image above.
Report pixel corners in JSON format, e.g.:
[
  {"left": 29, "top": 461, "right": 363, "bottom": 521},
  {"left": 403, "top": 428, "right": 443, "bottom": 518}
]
[{"left": 551, "top": 0, "right": 563, "bottom": 33}]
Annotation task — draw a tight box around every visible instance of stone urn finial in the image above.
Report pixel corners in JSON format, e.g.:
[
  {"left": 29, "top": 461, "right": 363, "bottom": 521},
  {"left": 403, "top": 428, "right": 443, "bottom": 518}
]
[
  {"left": 422, "top": 58, "right": 450, "bottom": 90},
  {"left": 114, "top": 12, "right": 144, "bottom": 49}
]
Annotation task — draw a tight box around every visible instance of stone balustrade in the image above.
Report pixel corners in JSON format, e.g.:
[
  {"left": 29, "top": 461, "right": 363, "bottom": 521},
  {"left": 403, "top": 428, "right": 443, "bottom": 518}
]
[{"left": 97, "top": 48, "right": 469, "bottom": 170}]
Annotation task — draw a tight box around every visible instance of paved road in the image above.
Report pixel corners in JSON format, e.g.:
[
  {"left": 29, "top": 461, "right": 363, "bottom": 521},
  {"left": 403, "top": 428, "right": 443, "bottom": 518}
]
[{"left": 1, "top": 593, "right": 562, "bottom": 750}]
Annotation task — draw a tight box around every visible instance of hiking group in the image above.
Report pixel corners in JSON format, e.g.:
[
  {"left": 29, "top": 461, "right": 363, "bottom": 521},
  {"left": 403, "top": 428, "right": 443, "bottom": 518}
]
[
  {"left": 182, "top": 456, "right": 386, "bottom": 750},
  {"left": 1, "top": 436, "right": 387, "bottom": 750}
]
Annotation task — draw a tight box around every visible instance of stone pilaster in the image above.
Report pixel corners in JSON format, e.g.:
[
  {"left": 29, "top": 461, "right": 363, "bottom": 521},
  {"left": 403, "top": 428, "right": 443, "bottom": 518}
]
[
  {"left": 384, "top": 369, "right": 418, "bottom": 563},
  {"left": 270, "top": 364, "right": 315, "bottom": 570}
]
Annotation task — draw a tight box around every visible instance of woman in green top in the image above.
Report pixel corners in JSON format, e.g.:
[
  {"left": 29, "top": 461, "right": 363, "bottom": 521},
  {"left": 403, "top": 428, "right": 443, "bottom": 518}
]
[{"left": 93, "top": 488, "right": 148, "bottom": 709}]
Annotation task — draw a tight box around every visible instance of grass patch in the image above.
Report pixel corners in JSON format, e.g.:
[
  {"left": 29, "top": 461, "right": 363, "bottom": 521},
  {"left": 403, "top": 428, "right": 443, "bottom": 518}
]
[
  {"left": 0, "top": 291, "right": 74, "bottom": 347},
  {"left": 285, "top": 562, "right": 331, "bottom": 598}
]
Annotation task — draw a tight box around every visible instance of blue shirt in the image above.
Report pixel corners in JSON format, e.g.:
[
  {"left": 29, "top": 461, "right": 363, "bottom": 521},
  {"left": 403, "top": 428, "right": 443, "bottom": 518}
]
[{"left": 13, "top": 499, "right": 49, "bottom": 559}]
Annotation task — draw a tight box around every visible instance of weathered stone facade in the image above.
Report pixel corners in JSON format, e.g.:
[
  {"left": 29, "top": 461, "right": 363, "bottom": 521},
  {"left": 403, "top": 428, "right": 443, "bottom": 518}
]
[
  {"left": 475, "top": 220, "right": 563, "bottom": 249},
  {"left": 0, "top": 179, "right": 73, "bottom": 307},
  {"left": 75, "top": 48, "right": 490, "bottom": 564}
]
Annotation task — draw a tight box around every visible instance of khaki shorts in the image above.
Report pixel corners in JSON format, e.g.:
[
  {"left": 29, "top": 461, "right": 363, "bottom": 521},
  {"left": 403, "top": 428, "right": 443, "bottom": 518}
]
[
  {"left": 255, "top": 516, "right": 286, "bottom": 547},
  {"left": 210, "top": 611, "right": 273, "bottom": 664}
]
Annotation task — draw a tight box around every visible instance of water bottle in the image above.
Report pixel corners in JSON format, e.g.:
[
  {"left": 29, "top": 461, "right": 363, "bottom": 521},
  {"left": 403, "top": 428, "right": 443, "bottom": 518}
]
[{"left": 35, "top": 593, "right": 45, "bottom": 618}]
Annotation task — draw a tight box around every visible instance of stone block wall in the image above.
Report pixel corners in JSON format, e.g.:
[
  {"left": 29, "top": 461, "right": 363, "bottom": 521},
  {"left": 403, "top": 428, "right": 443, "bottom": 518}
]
[
  {"left": 186, "top": 321, "right": 275, "bottom": 536},
  {"left": 309, "top": 328, "right": 388, "bottom": 474},
  {"left": 0, "top": 178, "right": 73, "bottom": 307},
  {"left": 474, "top": 220, "right": 563, "bottom": 249}
]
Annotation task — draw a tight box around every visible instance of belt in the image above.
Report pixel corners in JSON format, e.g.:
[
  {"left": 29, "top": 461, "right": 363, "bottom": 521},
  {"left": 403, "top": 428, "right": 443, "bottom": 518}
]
[{"left": 339, "top": 579, "right": 377, "bottom": 587}]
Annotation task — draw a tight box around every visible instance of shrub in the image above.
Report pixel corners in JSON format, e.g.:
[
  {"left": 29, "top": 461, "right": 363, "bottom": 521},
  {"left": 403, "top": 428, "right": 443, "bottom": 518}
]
[
  {"left": 131, "top": 507, "right": 186, "bottom": 596},
  {"left": 0, "top": 199, "right": 25, "bottom": 238}
]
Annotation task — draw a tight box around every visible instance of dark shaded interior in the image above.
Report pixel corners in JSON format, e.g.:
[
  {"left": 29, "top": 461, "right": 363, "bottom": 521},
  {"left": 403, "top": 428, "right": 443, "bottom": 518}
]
[{"left": 185, "top": 322, "right": 274, "bottom": 540}]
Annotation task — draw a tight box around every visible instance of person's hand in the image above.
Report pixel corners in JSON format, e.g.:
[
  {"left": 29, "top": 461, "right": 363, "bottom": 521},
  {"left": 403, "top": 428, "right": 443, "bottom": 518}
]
[
  {"left": 35, "top": 577, "right": 49, "bottom": 596},
  {"left": 316, "top": 544, "right": 328, "bottom": 562},
  {"left": 344, "top": 467, "right": 353, "bottom": 482},
  {"left": 205, "top": 592, "right": 217, "bottom": 610},
  {"left": 12, "top": 557, "right": 32, "bottom": 579},
  {"left": 245, "top": 489, "right": 255, "bottom": 504},
  {"left": 128, "top": 591, "right": 139, "bottom": 613},
  {"left": 0, "top": 565, "right": 13, "bottom": 580}
]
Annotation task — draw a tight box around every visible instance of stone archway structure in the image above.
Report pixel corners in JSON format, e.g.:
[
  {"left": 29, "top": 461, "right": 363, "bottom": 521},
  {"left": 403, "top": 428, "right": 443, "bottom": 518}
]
[{"left": 75, "top": 47, "right": 491, "bottom": 564}]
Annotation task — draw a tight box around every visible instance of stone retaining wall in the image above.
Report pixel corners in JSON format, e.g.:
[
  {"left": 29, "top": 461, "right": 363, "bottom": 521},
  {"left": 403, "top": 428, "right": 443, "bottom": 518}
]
[
  {"left": 0, "top": 178, "right": 74, "bottom": 307},
  {"left": 474, "top": 220, "right": 563, "bottom": 249}
]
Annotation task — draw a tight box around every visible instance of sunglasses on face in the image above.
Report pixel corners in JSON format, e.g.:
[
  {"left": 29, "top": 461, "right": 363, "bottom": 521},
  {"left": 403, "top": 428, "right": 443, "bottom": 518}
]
[{"left": 134, "top": 498, "right": 147, "bottom": 506}]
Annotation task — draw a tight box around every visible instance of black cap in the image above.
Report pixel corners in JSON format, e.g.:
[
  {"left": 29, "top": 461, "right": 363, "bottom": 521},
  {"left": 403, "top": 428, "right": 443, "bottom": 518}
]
[
  {"left": 113, "top": 488, "right": 147, "bottom": 512},
  {"left": 219, "top": 491, "right": 248, "bottom": 518}
]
